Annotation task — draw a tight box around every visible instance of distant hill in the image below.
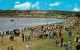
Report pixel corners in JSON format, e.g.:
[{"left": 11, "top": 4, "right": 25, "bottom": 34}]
[{"left": 0, "top": 10, "right": 80, "bottom": 18}]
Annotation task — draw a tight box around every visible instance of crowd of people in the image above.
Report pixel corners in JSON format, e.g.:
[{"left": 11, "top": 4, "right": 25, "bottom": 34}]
[
  {"left": 26, "top": 44, "right": 32, "bottom": 50},
  {"left": 7, "top": 46, "right": 13, "bottom": 50},
  {"left": 20, "top": 17, "right": 80, "bottom": 50},
  {"left": 0, "top": 17, "right": 80, "bottom": 50}
]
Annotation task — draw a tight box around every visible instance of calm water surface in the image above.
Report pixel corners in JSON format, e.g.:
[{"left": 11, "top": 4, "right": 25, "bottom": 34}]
[{"left": 0, "top": 18, "right": 67, "bottom": 34}]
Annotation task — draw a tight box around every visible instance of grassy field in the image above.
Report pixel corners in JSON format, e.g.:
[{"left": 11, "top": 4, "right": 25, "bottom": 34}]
[{"left": 0, "top": 24, "right": 80, "bottom": 50}]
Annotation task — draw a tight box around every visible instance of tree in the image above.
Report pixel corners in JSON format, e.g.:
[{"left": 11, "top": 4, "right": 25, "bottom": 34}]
[{"left": 76, "top": 13, "right": 80, "bottom": 18}]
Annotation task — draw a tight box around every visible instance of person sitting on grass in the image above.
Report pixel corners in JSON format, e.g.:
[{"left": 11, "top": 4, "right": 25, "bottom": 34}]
[
  {"left": 75, "top": 43, "right": 80, "bottom": 50},
  {"left": 58, "top": 42, "right": 62, "bottom": 47},
  {"left": 63, "top": 42, "right": 68, "bottom": 47}
]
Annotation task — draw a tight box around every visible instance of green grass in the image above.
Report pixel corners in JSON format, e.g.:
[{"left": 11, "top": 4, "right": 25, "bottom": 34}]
[{"left": 0, "top": 24, "right": 80, "bottom": 50}]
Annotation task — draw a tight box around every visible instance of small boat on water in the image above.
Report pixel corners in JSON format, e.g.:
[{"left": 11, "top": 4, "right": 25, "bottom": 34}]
[{"left": 10, "top": 20, "right": 14, "bottom": 21}]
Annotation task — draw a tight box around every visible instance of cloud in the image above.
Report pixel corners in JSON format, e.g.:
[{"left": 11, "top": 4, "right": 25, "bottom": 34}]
[
  {"left": 49, "top": 8, "right": 52, "bottom": 10},
  {"left": 31, "top": 2, "right": 39, "bottom": 9},
  {"left": 31, "top": 2, "right": 39, "bottom": 8},
  {"left": 45, "top": 3, "right": 47, "bottom": 4},
  {"left": 72, "top": 7, "right": 80, "bottom": 11},
  {"left": 15, "top": 1, "right": 20, "bottom": 4},
  {"left": 37, "top": 7, "right": 39, "bottom": 9},
  {"left": 49, "top": 2, "right": 61, "bottom": 6},
  {"left": 66, "top": 5, "right": 71, "bottom": 7},
  {"left": 41, "top": 2, "right": 47, "bottom": 4},
  {"left": 14, "top": 2, "right": 31, "bottom": 10},
  {"left": 66, "top": 6, "right": 69, "bottom": 7}
]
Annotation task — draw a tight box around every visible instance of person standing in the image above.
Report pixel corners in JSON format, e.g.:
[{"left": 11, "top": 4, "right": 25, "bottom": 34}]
[
  {"left": 67, "top": 31, "right": 69, "bottom": 37},
  {"left": 55, "top": 38, "right": 58, "bottom": 45},
  {"left": 65, "top": 46, "right": 68, "bottom": 50},
  {"left": 57, "top": 31, "right": 60, "bottom": 38},
  {"left": 7, "top": 47, "right": 10, "bottom": 50},
  {"left": 27, "top": 27, "right": 29, "bottom": 31},
  {"left": 61, "top": 37, "right": 64, "bottom": 47},
  {"left": 48, "top": 31, "right": 50, "bottom": 38},
  {"left": 22, "top": 33, "right": 24, "bottom": 41},
  {"left": 29, "top": 44, "right": 32, "bottom": 50},
  {"left": 75, "top": 34, "right": 78, "bottom": 43},
  {"left": 33, "top": 33, "right": 36, "bottom": 39},
  {"left": 10, "top": 46, "right": 13, "bottom": 50},
  {"left": 0, "top": 32, "right": 1, "bottom": 36},
  {"left": 68, "top": 40, "right": 72, "bottom": 50},
  {"left": 27, "top": 35, "right": 29, "bottom": 41},
  {"left": 28, "top": 35, "right": 30, "bottom": 41},
  {"left": 2, "top": 34, "right": 3, "bottom": 38},
  {"left": 25, "top": 35, "right": 27, "bottom": 41},
  {"left": 26, "top": 44, "right": 29, "bottom": 50},
  {"left": 3, "top": 31, "right": 4, "bottom": 35},
  {"left": 76, "top": 30, "right": 79, "bottom": 35},
  {"left": 69, "top": 31, "right": 71, "bottom": 36},
  {"left": 36, "top": 34, "right": 38, "bottom": 39},
  {"left": 59, "top": 29, "right": 61, "bottom": 37},
  {"left": 40, "top": 33, "right": 43, "bottom": 39}
]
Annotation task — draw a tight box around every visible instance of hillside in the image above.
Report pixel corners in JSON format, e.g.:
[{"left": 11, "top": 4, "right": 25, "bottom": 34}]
[{"left": 0, "top": 10, "right": 80, "bottom": 18}]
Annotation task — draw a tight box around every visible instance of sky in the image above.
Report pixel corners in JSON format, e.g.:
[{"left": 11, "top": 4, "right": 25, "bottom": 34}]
[{"left": 0, "top": 0, "right": 80, "bottom": 11}]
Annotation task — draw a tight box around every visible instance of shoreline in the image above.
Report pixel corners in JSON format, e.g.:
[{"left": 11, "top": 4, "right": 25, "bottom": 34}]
[{"left": 0, "top": 18, "right": 67, "bottom": 35}]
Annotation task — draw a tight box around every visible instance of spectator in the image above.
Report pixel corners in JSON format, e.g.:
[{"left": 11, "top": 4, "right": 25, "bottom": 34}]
[
  {"left": 26, "top": 44, "right": 29, "bottom": 50},
  {"left": 7, "top": 47, "right": 10, "bottom": 50},
  {"left": 22, "top": 33, "right": 24, "bottom": 41},
  {"left": 29, "top": 44, "right": 32, "bottom": 50},
  {"left": 61, "top": 37, "right": 64, "bottom": 47},
  {"left": 1, "top": 39, "right": 3, "bottom": 44},
  {"left": 25, "top": 35, "right": 27, "bottom": 41},
  {"left": 75, "top": 43, "right": 80, "bottom": 50},
  {"left": 68, "top": 40, "right": 72, "bottom": 50},
  {"left": 10, "top": 46, "right": 13, "bottom": 50}
]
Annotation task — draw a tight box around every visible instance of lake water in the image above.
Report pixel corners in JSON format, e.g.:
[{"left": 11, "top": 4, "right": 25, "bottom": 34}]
[{"left": 0, "top": 18, "right": 67, "bottom": 34}]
